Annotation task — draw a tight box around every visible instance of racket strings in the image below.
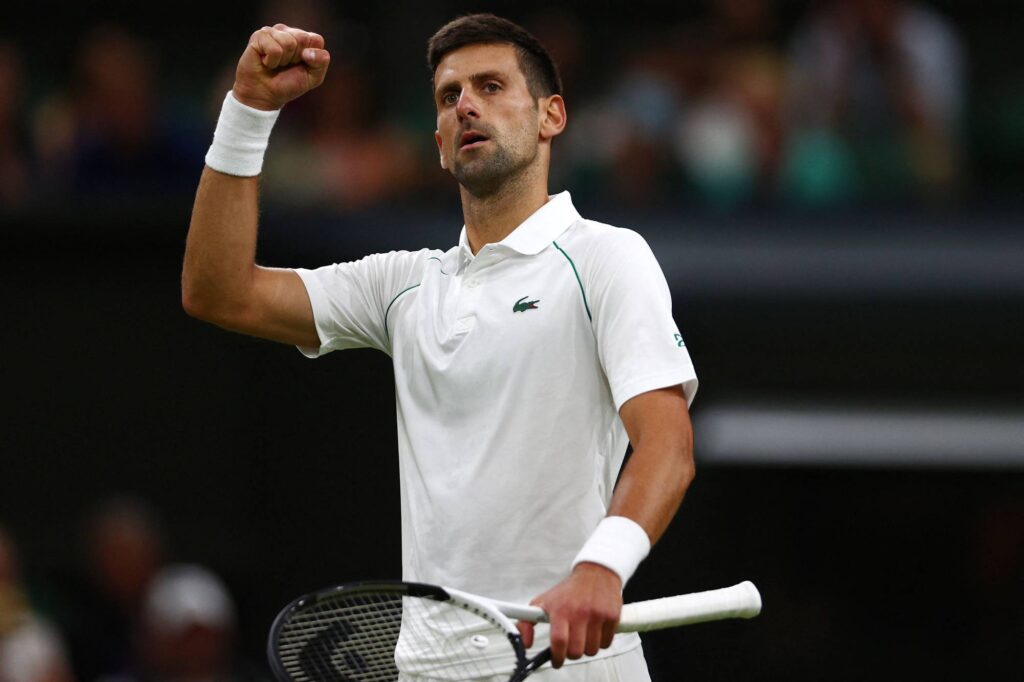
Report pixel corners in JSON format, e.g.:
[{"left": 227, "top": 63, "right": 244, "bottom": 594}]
[
  {"left": 277, "top": 593, "right": 405, "bottom": 681},
  {"left": 275, "top": 590, "right": 521, "bottom": 681}
]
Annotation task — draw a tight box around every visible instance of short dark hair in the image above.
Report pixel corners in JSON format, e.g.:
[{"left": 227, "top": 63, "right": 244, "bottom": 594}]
[{"left": 427, "top": 13, "right": 563, "bottom": 100}]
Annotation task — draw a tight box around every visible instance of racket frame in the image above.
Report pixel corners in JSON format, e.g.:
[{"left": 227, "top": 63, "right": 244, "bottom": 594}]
[
  {"left": 268, "top": 580, "right": 536, "bottom": 682},
  {"left": 268, "top": 579, "right": 762, "bottom": 681}
]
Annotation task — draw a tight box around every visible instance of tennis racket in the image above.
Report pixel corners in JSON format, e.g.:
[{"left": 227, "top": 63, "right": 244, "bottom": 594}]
[{"left": 268, "top": 580, "right": 761, "bottom": 681}]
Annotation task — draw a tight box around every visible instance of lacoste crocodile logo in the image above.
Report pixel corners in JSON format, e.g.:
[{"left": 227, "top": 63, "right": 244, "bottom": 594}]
[{"left": 513, "top": 295, "right": 540, "bottom": 313}]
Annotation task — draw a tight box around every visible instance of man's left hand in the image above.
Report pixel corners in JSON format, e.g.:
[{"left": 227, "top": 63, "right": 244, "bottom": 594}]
[{"left": 516, "top": 562, "right": 623, "bottom": 668}]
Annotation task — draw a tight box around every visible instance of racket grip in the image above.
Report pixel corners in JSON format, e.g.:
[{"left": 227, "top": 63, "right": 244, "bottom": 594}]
[
  {"left": 491, "top": 600, "right": 548, "bottom": 623},
  {"left": 616, "top": 581, "right": 762, "bottom": 633}
]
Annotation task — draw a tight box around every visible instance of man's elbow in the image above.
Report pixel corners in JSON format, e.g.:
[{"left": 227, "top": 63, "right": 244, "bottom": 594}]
[
  {"left": 181, "top": 285, "right": 215, "bottom": 322},
  {"left": 181, "top": 287, "right": 201, "bottom": 319},
  {"left": 676, "top": 435, "right": 696, "bottom": 493},
  {"left": 181, "top": 285, "right": 239, "bottom": 328},
  {"left": 682, "top": 453, "right": 696, "bottom": 489}
]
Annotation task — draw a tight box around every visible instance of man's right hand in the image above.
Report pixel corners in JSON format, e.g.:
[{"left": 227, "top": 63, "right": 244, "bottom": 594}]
[{"left": 233, "top": 24, "right": 330, "bottom": 111}]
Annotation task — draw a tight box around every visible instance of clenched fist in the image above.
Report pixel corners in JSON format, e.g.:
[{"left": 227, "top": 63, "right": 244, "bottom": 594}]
[{"left": 233, "top": 24, "right": 330, "bottom": 111}]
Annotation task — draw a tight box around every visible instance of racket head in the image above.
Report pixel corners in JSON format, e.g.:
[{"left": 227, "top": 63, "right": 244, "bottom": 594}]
[{"left": 268, "top": 580, "right": 534, "bottom": 682}]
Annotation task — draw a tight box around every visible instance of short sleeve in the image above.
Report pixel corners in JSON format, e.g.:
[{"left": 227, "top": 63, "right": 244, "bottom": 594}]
[
  {"left": 293, "top": 249, "right": 428, "bottom": 358},
  {"left": 588, "top": 229, "right": 698, "bottom": 410}
]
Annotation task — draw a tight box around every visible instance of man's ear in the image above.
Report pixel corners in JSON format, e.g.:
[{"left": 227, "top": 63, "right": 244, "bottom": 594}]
[
  {"left": 539, "top": 95, "right": 567, "bottom": 141},
  {"left": 435, "top": 130, "right": 447, "bottom": 169}
]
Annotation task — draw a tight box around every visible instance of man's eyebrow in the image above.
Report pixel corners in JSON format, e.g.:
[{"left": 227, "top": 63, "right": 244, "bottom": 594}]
[{"left": 435, "top": 70, "right": 508, "bottom": 97}]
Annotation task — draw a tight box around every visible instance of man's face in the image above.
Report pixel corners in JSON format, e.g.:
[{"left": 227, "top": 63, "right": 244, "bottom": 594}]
[{"left": 433, "top": 43, "right": 544, "bottom": 196}]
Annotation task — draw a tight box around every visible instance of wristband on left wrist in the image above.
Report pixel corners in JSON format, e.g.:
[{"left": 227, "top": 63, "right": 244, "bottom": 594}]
[{"left": 571, "top": 515, "right": 651, "bottom": 587}]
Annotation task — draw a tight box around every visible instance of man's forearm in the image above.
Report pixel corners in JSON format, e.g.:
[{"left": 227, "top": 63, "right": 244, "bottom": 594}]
[
  {"left": 519, "top": 391, "right": 694, "bottom": 668},
  {"left": 610, "top": 384, "right": 695, "bottom": 547},
  {"left": 181, "top": 167, "right": 262, "bottom": 323},
  {"left": 606, "top": 433, "right": 695, "bottom": 547}
]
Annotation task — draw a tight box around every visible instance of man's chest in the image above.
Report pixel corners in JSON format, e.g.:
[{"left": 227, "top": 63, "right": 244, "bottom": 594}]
[{"left": 390, "top": 252, "right": 597, "bottom": 398}]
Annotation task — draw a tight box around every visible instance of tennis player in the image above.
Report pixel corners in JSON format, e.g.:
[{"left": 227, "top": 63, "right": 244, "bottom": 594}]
[{"left": 183, "top": 14, "right": 697, "bottom": 680}]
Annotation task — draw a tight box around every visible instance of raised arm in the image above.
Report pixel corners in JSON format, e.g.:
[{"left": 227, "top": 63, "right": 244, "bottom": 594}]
[{"left": 181, "top": 25, "right": 330, "bottom": 347}]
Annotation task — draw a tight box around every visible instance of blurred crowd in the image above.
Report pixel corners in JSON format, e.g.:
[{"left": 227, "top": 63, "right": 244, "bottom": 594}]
[
  {"left": 1, "top": 498, "right": 264, "bottom": 682},
  {"left": 0, "top": 0, "right": 976, "bottom": 215},
  {"left": 559, "top": 0, "right": 965, "bottom": 209}
]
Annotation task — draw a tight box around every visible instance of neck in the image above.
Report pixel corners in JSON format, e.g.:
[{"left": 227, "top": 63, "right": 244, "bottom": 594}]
[{"left": 460, "top": 163, "right": 550, "bottom": 255}]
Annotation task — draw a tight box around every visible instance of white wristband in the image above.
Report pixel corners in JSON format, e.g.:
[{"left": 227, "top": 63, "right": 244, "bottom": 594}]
[
  {"left": 572, "top": 516, "right": 651, "bottom": 586},
  {"left": 204, "top": 91, "right": 281, "bottom": 177}
]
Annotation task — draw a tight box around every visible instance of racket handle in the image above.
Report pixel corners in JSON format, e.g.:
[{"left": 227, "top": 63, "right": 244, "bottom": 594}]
[
  {"left": 490, "top": 599, "right": 549, "bottom": 623},
  {"left": 616, "top": 581, "right": 762, "bottom": 633}
]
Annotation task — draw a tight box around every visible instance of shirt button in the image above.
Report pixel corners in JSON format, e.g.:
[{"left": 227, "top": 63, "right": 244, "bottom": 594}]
[{"left": 466, "top": 278, "right": 480, "bottom": 288}]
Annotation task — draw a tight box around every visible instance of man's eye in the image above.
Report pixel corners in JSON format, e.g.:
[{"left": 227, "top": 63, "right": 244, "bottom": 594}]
[
  {"left": 442, "top": 93, "right": 458, "bottom": 105},
  {"left": 484, "top": 82, "right": 501, "bottom": 93}
]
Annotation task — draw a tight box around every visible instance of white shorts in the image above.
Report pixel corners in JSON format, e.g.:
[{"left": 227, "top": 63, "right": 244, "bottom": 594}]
[
  {"left": 527, "top": 646, "right": 651, "bottom": 681},
  {"left": 397, "top": 645, "right": 651, "bottom": 682}
]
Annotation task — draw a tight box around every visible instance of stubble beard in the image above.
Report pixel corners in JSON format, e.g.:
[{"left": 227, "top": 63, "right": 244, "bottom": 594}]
[{"left": 452, "top": 136, "right": 538, "bottom": 198}]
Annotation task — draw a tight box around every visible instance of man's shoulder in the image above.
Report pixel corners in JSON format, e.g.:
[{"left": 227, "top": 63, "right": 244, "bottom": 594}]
[
  {"left": 372, "top": 246, "right": 450, "bottom": 263},
  {"left": 307, "top": 247, "right": 449, "bottom": 293},
  {"left": 356, "top": 246, "right": 450, "bottom": 274},
  {"left": 557, "top": 217, "right": 651, "bottom": 262}
]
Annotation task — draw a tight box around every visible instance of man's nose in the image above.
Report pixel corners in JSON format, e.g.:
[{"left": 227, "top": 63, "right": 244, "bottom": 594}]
[{"left": 456, "top": 90, "right": 480, "bottom": 120}]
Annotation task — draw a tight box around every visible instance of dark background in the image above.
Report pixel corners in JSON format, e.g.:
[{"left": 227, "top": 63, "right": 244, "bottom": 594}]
[{"left": 2, "top": 1, "right": 1023, "bottom": 680}]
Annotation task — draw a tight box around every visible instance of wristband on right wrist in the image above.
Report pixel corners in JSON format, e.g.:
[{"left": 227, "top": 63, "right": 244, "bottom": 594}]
[
  {"left": 571, "top": 515, "right": 651, "bottom": 587},
  {"left": 204, "top": 91, "right": 280, "bottom": 177}
]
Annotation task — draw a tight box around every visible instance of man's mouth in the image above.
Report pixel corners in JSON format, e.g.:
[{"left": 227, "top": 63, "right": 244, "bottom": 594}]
[{"left": 460, "top": 130, "right": 490, "bottom": 150}]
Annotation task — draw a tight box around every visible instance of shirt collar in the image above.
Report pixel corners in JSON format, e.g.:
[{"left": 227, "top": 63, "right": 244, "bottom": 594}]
[{"left": 457, "top": 191, "right": 581, "bottom": 264}]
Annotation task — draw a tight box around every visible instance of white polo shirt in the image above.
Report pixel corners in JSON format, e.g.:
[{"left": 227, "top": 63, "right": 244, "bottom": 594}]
[{"left": 294, "top": 191, "right": 697, "bottom": 664}]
